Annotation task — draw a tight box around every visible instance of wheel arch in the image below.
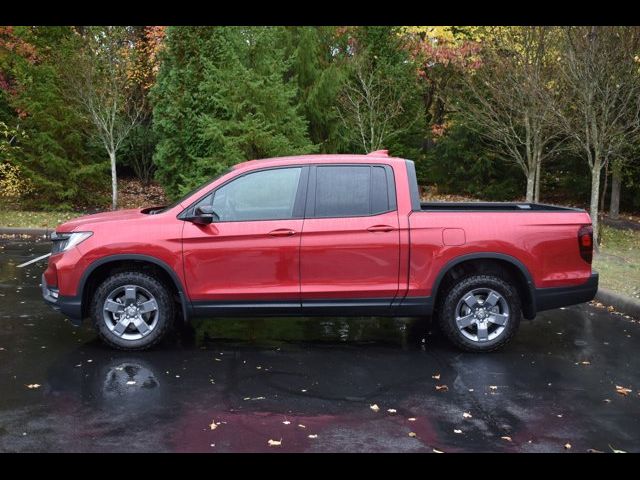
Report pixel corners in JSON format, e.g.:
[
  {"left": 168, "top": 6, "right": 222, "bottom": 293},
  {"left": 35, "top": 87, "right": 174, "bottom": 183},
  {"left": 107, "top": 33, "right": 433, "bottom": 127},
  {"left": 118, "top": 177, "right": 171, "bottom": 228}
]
[
  {"left": 431, "top": 252, "right": 537, "bottom": 319},
  {"left": 78, "top": 254, "right": 191, "bottom": 322}
]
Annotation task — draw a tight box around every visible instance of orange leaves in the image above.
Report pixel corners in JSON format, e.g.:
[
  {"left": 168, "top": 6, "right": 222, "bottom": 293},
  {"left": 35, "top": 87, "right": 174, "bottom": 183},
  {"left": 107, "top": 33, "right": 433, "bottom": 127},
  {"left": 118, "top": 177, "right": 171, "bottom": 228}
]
[
  {"left": 0, "top": 26, "right": 38, "bottom": 64},
  {"left": 616, "top": 385, "right": 633, "bottom": 396}
]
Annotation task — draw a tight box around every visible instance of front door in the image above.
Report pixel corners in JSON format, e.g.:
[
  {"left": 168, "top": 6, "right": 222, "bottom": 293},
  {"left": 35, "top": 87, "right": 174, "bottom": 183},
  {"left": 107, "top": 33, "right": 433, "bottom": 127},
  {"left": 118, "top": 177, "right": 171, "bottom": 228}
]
[{"left": 182, "top": 166, "right": 308, "bottom": 308}]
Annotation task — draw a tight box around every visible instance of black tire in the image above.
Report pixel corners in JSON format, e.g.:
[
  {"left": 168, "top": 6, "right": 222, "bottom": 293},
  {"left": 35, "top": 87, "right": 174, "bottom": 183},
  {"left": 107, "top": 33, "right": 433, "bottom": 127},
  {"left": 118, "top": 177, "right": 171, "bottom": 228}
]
[
  {"left": 437, "top": 274, "right": 521, "bottom": 352},
  {"left": 90, "top": 271, "right": 175, "bottom": 351}
]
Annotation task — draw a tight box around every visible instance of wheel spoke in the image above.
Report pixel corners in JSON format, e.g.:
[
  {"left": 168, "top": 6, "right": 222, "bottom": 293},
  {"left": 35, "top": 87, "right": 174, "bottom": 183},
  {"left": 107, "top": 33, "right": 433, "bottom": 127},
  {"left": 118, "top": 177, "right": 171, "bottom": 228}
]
[
  {"left": 132, "top": 316, "right": 151, "bottom": 336},
  {"left": 104, "top": 300, "right": 124, "bottom": 313},
  {"left": 489, "top": 313, "right": 509, "bottom": 326},
  {"left": 463, "top": 294, "right": 478, "bottom": 308},
  {"left": 124, "top": 286, "right": 137, "bottom": 305},
  {"left": 484, "top": 291, "right": 501, "bottom": 308},
  {"left": 477, "top": 323, "right": 489, "bottom": 341},
  {"left": 139, "top": 299, "right": 158, "bottom": 314},
  {"left": 456, "top": 314, "right": 475, "bottom": 329},
  {"left": 113, "top": 318, "right": 130, "bottom": 336}
]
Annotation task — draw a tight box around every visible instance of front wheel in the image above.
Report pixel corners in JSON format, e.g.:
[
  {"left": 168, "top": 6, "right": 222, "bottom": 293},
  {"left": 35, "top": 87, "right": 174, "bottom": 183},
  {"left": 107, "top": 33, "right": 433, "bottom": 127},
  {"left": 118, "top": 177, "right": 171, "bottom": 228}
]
[
  {"left": 90, "top": 271, "right": 175, "bottom": 350},
  {"left": 437, "top": 274, "right": 521, "bottom": 352}
]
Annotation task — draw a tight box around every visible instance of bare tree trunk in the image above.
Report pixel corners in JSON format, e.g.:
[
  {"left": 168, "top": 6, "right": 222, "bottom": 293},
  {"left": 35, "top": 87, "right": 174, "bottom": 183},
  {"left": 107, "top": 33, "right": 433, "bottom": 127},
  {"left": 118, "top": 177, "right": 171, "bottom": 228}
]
[
  {"left": 109, "top": 150, "right": 118, "bottom": 211},
  {"left": 525, "top": 171, "right": 535, "bottom": 202},
  {"left": 609, "top": 168, "right": 621, "bottom": 220},
  {"left": 600, "top": 160, "right": 609, "bottom": 214},
  {"left": 534, "top": 160, "right": 542, "bottom": 203},
  {"left": 590, "top": 165, "right": 601, "bottom": 250}
]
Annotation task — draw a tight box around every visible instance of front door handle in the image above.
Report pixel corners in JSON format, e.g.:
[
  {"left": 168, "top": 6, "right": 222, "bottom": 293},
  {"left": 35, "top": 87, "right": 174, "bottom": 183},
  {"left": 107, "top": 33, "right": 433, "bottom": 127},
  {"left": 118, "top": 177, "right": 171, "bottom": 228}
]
[
  {"left": 268, "top": 228, "right": 297, "bottom": 237},
  {"left": 367, "top": 225, "right": 395, "bottom": 233}
]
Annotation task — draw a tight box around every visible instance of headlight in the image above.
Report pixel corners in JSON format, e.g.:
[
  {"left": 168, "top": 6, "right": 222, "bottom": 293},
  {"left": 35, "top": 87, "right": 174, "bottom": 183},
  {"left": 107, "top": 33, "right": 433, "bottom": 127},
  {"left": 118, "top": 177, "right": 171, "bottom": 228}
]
[{"left": 50, "top": 231, "right": 93, "bottom": 254}]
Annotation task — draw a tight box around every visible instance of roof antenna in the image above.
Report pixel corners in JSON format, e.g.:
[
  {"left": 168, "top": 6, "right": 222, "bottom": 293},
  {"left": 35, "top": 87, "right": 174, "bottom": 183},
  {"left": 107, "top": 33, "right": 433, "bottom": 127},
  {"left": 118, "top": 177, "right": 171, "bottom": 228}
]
[{"left": 367, "top": 149, "right": 389, "bottom": 157}]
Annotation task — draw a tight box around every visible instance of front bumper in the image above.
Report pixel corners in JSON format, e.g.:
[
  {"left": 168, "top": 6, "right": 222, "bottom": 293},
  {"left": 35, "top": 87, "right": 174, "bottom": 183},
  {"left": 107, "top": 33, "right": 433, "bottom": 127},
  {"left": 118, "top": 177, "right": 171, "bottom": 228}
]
[
  {"left": 534, "top": 272, "right": 599, "bottom": 313},
  {"left": 42, "top": 274, "right": 83, "bottom": 325}
]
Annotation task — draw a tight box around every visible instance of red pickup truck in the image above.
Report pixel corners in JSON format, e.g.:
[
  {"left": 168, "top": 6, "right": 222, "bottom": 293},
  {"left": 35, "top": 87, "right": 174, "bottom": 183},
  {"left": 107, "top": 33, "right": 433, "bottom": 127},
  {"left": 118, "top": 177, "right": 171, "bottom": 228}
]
[{"left": 42, "top": 151, "right": 598, "bottom": 352}]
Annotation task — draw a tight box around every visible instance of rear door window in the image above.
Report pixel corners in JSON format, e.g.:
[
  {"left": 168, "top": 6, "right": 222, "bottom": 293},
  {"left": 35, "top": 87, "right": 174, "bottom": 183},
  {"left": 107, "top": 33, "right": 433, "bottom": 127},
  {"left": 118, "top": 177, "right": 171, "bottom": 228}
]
[{"left": 313, "top": 165, "right": 393, "bottom": 218}]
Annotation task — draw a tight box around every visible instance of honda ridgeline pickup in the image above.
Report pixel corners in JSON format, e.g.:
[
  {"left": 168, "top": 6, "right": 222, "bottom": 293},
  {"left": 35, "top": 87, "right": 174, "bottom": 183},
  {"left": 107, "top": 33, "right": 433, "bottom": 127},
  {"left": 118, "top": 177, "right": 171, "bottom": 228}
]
[{"left": 42, "top": 151, "right": 598, "bottom": 352}]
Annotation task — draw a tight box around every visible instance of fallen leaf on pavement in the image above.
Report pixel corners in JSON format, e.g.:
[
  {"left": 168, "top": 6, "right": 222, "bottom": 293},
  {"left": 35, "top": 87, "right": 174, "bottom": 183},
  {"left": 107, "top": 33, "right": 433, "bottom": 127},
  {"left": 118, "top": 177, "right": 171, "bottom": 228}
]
[
  {"left": 209, "top": 420, "right": 218, "bottom": 430},
  {"left": 25, "top": 384, "right": 40, "bottom": 389},
  {"left": 370, "top": 404, "right": 380, "bottom": 412},
  {"left": 564, "top": 443, "right": 572, "bottom": 450},
  {"left": 432, "top": 373, "right": 440, "bottom": 380},
  {"left": 267, "top": 439, "right": 282, "bottom": 447},
  {"left": 308, "top": 434, "right": 318, "bottom": 439},
  {"left": 615, "top": 385, "right": 632, "bottom": 396},
  {"left": 435, "top": 385, "right": 449, "bottom": 392},
  {"left": 408, "top": 432, "right": 417, "bottom": 438},
  {"left": 463, "top": 412, "right": 472, "bottom": 419},
  {"left": 387, "top": 409, "right": 397, "bottom": 413},
  {"left": 282, "top": 420, "right": 291, "bottom": 425},
  {"left": 501, "top": 436, "right": 512, "bottom": 442},
  {"left": 298, "top": 424, "right": 306, "bottom": 429}
]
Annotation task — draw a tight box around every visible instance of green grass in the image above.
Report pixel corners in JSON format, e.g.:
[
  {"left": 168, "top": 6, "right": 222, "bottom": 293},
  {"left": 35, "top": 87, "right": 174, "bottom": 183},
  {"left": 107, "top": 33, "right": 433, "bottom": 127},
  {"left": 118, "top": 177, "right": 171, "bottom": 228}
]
[
  {"left": 594, "top": 225, "right": 640, "bottom": 300},
  {"left": 0, "top": 209, "right": 81, "bottom": 229}
]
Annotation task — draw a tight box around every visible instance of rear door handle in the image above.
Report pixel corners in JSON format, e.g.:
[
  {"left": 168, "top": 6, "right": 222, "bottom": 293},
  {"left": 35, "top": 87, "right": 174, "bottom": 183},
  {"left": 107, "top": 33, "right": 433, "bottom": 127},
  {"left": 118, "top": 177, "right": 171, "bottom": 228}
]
[
  {"left": 367, "top": 225, "right": 395, "bottom": 233},
  {"left": 268, "top": 228, "right": 297, "bottom": 237}
]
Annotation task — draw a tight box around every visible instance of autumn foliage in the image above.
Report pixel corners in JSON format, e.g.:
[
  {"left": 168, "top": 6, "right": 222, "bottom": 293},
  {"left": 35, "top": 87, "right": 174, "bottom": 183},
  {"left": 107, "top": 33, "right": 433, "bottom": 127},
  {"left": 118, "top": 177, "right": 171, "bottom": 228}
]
[{"left": 0, "top": 25, "right": 639, "bottom": 218}]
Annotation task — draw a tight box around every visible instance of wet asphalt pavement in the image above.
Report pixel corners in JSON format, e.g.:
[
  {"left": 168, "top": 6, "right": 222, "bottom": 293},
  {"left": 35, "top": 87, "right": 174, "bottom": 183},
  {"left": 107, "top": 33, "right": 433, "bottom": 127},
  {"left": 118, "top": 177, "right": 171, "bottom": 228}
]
[{"left": 0, "top": 237, "right": 639, "bottom": 453}]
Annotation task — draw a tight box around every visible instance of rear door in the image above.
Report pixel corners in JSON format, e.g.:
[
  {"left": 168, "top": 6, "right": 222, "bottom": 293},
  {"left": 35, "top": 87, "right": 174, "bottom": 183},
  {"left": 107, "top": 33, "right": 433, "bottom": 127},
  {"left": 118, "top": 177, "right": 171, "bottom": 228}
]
[{"left": 300, "top": 164, "right": 400, "bottom": 307}]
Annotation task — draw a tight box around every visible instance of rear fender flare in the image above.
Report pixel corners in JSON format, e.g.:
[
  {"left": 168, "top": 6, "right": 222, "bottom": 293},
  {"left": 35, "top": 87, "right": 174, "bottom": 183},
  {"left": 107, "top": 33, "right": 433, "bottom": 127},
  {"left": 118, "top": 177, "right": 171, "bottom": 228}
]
[{"left": 431, "top": 252, "right": 536, "bottom": 319}]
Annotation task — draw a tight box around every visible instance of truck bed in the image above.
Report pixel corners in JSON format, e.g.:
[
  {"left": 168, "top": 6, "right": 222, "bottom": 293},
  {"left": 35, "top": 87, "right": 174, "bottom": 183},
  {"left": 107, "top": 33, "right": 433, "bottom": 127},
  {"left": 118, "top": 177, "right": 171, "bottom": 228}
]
[{"left": 419, "top": 202, "right": 582, "bottom": 212}]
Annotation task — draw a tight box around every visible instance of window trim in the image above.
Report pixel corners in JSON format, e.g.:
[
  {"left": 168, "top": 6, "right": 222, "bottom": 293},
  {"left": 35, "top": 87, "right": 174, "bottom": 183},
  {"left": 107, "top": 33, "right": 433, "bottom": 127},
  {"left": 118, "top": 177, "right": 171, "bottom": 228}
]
[
  {"left": 178, "top": 165, "right": 310, "bottom": 223},
  {"left": 306, "top": 163, "right": 398, "bottom": 219}
]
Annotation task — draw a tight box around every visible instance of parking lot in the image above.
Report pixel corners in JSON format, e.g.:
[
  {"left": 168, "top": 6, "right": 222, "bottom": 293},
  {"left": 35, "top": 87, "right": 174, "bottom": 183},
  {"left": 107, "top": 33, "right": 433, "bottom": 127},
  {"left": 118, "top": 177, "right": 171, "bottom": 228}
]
[{"left": 0, "top": 237, "right": 639, "bottom": 452}]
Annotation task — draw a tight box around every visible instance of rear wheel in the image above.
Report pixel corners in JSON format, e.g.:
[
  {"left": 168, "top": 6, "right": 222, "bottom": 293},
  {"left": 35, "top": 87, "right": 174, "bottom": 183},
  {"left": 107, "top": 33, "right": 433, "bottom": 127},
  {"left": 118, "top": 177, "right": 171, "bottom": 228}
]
[
  {"left": 91, "top": 271, "right": 175, "bottom": 350},
  {"left": 437, "top": 274, "right": 521, "bottom": 352}
]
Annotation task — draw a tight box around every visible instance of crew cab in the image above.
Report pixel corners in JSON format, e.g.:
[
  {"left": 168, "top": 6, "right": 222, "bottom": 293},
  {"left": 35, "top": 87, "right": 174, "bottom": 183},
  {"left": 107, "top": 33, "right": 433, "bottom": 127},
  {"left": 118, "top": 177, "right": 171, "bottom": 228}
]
[{"left": 42, "top": 151, "right": 598, "bottom": 352}]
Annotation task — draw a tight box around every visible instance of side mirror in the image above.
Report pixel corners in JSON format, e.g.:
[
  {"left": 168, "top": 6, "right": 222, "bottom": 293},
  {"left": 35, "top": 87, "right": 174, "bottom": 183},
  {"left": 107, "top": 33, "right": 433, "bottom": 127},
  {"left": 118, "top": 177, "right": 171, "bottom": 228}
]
[{"left": 189, "top": 205, "right": 219, "bottom": 225}]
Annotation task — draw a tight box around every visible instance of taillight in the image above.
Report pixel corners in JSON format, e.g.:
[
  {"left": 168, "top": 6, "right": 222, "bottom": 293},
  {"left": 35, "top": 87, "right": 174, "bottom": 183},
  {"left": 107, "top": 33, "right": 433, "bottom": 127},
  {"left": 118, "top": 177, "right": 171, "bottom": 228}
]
[{"left": 578, "top": 225, "right": 593, "bottom": 264}]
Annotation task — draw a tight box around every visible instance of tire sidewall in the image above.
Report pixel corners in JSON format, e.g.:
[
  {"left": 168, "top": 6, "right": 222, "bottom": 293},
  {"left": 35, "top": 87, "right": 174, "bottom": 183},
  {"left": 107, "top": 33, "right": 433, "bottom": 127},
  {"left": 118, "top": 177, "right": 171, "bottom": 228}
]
[
  {"left": 91, "top": 272, "right": 174, "bottom": 350},
  {"left": 439, "top": 275, "right": 521, "bottom": 352}
]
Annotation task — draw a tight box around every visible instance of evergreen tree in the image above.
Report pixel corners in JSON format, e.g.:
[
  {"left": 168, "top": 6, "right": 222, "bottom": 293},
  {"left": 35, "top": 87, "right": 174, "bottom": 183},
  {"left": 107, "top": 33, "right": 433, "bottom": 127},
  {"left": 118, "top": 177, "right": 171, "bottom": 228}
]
[
  {"left": 152, "top": 27, "right": 315, "bottom": 198},
  {"left": 7, "top": 27, "right": 107, "bottom": 209},
  {"left": 285, "top": 26, "right": 344, "bottom": 152}
]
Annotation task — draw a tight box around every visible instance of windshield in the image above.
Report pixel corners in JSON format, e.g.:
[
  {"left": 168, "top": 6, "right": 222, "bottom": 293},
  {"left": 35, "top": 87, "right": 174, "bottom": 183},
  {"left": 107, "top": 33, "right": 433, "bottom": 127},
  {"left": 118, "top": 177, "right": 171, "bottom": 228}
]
[{"left": 154, "top": 168, "right": 233, "bottom": 213}]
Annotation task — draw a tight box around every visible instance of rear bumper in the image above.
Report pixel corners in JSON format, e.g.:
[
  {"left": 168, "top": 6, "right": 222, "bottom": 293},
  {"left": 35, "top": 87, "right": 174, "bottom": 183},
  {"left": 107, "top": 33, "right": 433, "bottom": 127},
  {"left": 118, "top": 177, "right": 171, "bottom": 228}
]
[
  {"left": 42, "top": 274, "right": 83, "bottom": 325},
  {"left": 534, "top": 272, "right": 599, "bottom": 313}
]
